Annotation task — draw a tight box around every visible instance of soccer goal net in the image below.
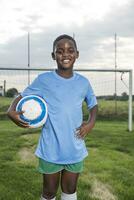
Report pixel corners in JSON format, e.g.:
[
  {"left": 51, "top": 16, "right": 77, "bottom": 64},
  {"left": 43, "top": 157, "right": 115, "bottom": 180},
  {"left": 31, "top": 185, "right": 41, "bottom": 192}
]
[{"left": 0, "top": 67, "right": 133, "bottom": 131}]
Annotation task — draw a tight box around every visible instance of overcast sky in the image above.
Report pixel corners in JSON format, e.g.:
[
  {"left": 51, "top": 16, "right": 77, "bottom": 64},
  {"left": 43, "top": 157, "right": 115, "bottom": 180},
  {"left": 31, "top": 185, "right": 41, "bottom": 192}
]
[{"left": 0, "top": 0, "right": 133, "bottom": 70}]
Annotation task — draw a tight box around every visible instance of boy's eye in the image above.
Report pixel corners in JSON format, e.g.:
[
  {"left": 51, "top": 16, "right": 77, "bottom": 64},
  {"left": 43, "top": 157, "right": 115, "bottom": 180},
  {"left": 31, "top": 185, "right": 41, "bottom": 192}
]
[
  {"left": 69, "top": 49, "right": 75, "bottom": 53},
  {"left": 56, "top": 50, "right": 63, "bottom": 54}
]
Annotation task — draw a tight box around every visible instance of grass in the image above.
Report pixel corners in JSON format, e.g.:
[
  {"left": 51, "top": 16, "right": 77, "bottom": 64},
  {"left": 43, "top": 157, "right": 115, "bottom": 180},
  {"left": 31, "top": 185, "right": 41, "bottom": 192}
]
[
  {"left": 0, "top": 96, "right": 13, "bottom": 119},
  {"left": 0, "top": 119, "right": 134, "bottom": 200},
  {"left": 83, "top": 100, "right": 134, "bottom": 121},
  {"left": 0, "top": 97, "right": 134, "bottom": 199}
]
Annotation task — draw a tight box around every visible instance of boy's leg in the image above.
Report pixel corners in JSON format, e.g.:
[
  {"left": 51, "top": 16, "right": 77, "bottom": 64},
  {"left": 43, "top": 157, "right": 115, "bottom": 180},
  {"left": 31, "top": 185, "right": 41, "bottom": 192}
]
[
  {"left": 42, "top": 172, "right": 60, "bottom": 199},
  {"left": 40, "top": 195, "right": 55, "bottom": 200},
  {"left": 60, "top": 170, "right": 79, "bottom": 200}
]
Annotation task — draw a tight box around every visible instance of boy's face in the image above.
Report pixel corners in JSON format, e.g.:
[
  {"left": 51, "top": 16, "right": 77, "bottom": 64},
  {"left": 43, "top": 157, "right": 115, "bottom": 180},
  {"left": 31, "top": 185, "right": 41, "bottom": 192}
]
[{"left": 52, "top": 38, "right": 79, "bottom": 70}]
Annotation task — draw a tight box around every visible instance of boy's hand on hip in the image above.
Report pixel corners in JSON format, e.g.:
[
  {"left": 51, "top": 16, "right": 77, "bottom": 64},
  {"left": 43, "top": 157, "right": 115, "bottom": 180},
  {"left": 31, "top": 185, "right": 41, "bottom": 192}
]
[{"left": 76, "top": 121, "right": 94, "bottom": 139}]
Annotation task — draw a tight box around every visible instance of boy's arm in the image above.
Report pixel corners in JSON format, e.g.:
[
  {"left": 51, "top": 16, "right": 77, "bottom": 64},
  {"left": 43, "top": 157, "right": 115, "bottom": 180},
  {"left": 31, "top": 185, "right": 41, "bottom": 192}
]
[
  {"left": 7, "top": 95, "right": 29, "bottom": 128},
  {"left": 76, "top": 105, "right": 98, "bottom": 139}
]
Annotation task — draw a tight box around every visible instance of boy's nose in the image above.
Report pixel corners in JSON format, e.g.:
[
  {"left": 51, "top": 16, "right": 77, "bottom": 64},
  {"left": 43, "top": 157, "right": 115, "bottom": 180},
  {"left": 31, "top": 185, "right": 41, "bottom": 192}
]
[{"left": 63, "top": 51, "right": 69, "bottom": 57}]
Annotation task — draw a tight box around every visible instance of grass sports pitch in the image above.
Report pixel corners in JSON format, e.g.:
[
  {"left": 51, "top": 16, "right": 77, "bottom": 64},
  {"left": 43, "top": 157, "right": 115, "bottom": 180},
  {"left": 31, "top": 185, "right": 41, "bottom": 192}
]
[{"left": 0, "top": 97, "right": 134, "bottom": 200}]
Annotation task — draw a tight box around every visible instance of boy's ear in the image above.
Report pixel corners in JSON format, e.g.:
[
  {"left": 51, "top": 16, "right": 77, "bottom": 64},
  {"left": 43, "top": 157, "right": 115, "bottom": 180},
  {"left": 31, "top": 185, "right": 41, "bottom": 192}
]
[
  {"left": 76, "top": 51, "right": 79, "bottom": 59},
  {"left": 51, "top": 52, "right": 55, "bottom": 60}
]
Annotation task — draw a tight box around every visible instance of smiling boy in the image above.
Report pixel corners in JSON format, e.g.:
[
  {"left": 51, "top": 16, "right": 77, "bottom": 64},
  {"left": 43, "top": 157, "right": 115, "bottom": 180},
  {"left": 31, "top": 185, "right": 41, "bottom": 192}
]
[{"left": 7, "top": 34, "right": 98, "bottom": 200}]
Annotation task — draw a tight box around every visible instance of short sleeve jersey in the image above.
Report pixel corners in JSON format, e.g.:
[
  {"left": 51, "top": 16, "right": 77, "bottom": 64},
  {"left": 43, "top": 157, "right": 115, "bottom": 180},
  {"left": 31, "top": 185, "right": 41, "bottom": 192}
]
[{"left": 21, "top": 70, "right": 97, "bottom": 164}]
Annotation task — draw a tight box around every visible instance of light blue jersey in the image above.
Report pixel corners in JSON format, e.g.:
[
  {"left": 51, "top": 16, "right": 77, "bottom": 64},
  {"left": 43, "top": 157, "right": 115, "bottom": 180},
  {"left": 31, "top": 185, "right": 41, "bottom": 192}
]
[{"left": 21, "top": 70, "right": 97, "bottom": 164}]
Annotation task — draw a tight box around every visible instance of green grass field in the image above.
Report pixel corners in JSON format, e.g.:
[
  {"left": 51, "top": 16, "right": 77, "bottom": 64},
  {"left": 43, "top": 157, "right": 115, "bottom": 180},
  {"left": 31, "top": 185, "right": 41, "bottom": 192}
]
[{"left": 0, "top": 97, "right": 134, "bottom": 200}]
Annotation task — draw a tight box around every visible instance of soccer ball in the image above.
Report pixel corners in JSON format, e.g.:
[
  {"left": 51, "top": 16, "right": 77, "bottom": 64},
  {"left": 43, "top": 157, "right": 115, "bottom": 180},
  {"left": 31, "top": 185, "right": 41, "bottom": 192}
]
[{"left": 16, "top": 95, "right": 48, "bottom": 128}]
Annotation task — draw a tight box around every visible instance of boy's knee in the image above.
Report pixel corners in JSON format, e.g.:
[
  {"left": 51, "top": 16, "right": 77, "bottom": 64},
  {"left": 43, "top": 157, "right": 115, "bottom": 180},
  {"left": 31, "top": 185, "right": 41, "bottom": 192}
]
[{"left": 61, "top": 183, "right": 76, "bottom": 194}]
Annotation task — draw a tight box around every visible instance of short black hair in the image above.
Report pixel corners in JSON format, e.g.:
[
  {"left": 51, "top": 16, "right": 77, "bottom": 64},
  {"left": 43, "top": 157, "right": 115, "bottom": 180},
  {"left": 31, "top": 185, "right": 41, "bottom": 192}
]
[{"left": 53, "top": 34, "right": 77, "bottom": 52}]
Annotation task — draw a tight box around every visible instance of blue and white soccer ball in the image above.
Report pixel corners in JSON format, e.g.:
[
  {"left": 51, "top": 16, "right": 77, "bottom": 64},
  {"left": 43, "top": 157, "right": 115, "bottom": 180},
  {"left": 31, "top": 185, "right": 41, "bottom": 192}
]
[{"left": 16, "top": 95, "right": 48, "bottom": 128}]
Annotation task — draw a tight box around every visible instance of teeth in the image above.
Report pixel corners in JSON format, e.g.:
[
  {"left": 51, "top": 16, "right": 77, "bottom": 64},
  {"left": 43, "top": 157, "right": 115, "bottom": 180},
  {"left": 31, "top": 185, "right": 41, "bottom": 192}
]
[{"left": 63, "top": 59, "right": 70, "bottom": 64}]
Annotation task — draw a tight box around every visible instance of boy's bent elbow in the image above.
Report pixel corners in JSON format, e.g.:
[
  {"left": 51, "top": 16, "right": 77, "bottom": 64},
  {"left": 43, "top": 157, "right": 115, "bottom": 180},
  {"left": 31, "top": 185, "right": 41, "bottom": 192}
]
[
  {"left": 7, "top": 95, "right": 22, "bottom": 116},
  {"left": 90, "top": 104, "right": 98, "bottom": 112}
]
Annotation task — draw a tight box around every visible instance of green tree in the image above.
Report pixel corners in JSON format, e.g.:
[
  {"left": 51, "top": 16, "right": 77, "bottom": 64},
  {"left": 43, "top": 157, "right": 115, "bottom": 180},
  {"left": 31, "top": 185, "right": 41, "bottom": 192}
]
[
  {"left": 121, "top": 92, "right": 128, "bottom": 100},
  {"left": 6, "top": 88, "right": 18, "bottom": 97}
]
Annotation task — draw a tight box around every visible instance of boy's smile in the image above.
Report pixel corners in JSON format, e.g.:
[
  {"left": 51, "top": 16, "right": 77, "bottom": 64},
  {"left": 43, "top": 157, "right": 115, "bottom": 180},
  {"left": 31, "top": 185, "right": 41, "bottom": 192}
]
[{"left": 52, "top": 39, "right": 79, "bottom": 71}]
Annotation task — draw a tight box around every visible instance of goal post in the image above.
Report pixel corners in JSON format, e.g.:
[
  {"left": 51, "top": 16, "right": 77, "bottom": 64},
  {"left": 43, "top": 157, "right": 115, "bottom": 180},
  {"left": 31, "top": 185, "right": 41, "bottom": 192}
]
[
  {"left": 129, "top": 69, "right": 133, "bottom": 132},
  {"left": 0, "top": 67, "right": 133, "bottom": 132},
  {"left": 75, "top": 68, "right": 133, "bottom": 132}
]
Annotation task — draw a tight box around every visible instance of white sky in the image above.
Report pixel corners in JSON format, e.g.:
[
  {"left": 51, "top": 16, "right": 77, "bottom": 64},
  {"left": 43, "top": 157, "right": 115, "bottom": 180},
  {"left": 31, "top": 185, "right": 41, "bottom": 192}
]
[
  {"left": 0, "top": 0, "right": 129, "bottom": 43},
  {"left": 0, "top": 0, "right": 134, "bottom": 71},
  {"left": 0, "top": 0, "right": 134, "bottom": 95}
]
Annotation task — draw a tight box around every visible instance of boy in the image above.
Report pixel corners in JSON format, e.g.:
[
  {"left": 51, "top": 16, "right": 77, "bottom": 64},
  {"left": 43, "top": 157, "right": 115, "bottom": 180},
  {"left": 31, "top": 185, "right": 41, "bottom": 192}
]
[{"left": 7, "top": 34, "right": 98, "bottom": 200}]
